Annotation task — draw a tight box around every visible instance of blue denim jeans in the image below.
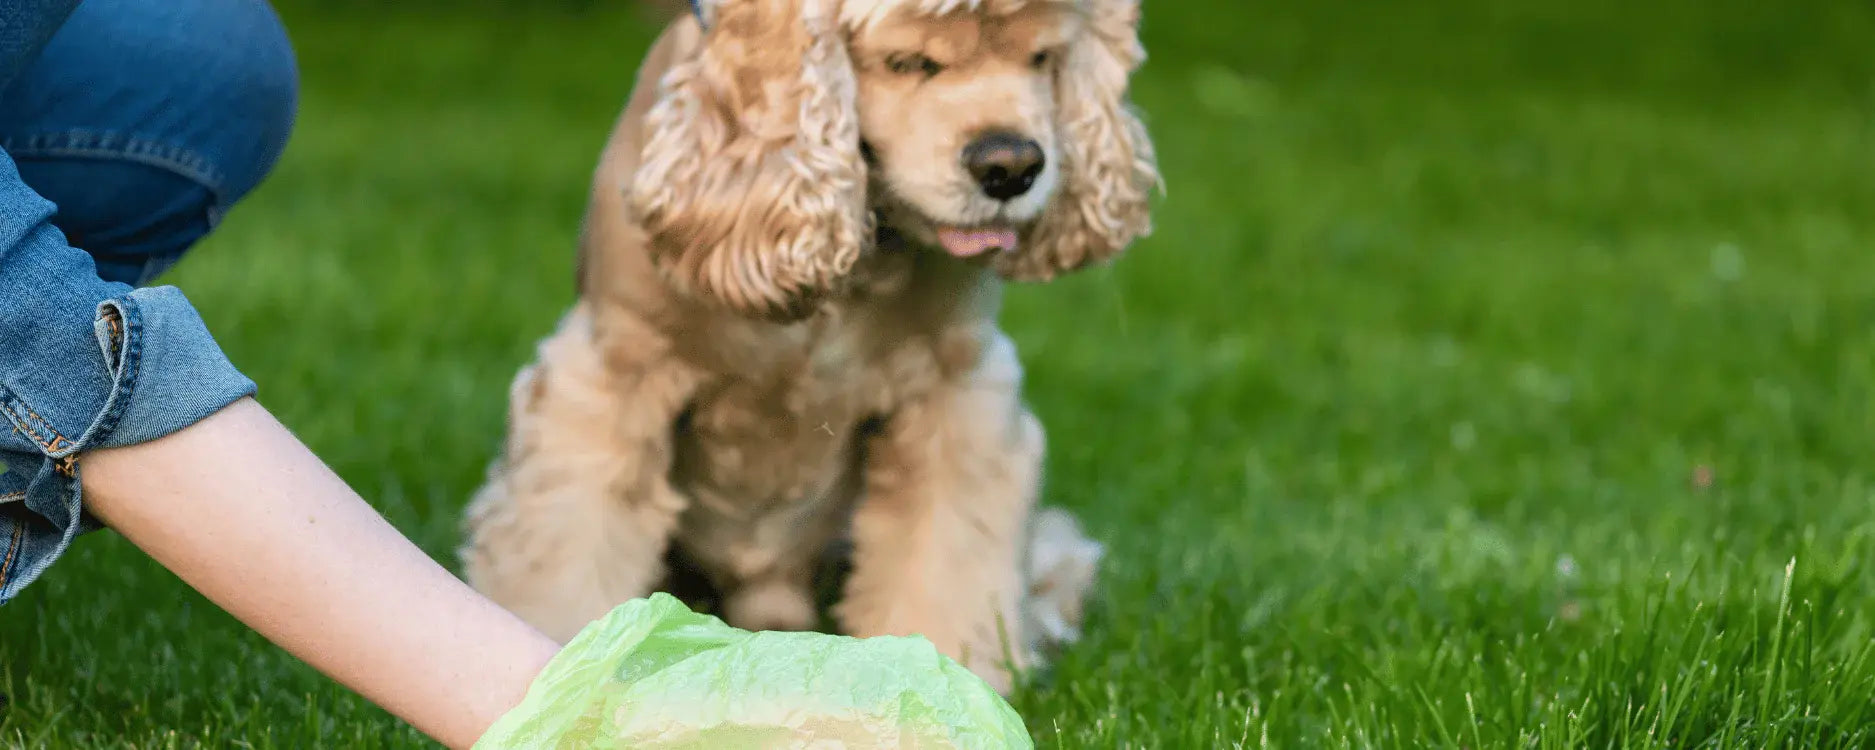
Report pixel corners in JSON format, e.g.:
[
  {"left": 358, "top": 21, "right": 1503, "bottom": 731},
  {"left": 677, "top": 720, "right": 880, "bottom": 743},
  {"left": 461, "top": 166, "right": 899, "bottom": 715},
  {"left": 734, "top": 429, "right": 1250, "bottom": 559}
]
[{"left": 0, "top": 0, "right": 297, "bottom": 603}]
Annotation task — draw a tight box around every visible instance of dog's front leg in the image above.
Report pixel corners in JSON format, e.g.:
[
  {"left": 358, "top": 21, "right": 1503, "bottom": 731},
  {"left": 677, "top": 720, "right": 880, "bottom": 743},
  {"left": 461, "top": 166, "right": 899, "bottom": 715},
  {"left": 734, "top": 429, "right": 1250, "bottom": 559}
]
[
  {"left": 836, "top": 332, "right": 1042, "bottom": 694},
  {"left": 459, "top": 305, "right": 700, "bottom": 642}
]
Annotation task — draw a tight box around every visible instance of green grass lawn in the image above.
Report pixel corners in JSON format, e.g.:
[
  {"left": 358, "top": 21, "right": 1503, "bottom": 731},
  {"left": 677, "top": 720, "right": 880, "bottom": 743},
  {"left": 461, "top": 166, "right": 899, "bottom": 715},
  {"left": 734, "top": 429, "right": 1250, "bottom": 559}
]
[{"left": 6, "top": 0, "right": 1875, "bottom": 746}]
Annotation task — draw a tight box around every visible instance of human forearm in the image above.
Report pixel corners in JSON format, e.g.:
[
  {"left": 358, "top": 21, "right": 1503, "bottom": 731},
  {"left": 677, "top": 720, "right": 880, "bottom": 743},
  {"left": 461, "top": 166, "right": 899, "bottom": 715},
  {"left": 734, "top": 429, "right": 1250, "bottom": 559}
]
[{"left": 79, "top": 397, "right": 559, "bottom": 749}]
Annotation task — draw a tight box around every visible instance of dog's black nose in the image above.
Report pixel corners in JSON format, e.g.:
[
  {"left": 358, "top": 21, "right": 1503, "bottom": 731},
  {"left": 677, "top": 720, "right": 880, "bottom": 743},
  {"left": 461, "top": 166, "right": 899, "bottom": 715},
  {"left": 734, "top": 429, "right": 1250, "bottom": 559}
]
[{"left": 963, "top": 132, "right": 1045, "bottom": 201}]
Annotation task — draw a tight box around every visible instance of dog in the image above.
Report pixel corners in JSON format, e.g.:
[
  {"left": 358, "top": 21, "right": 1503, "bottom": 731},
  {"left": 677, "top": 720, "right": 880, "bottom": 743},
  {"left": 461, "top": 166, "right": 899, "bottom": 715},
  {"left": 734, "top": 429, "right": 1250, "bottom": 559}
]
[{"left": 458, "top": 0, "right": 1157, "bottom": 693}]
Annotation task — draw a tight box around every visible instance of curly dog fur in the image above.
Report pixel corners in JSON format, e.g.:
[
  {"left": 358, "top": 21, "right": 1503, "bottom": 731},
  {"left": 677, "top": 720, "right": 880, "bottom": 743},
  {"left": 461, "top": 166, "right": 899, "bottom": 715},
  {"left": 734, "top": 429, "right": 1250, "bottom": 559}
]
[{"left": 458, "top": 0, "right": 1156, "bottom": 692}]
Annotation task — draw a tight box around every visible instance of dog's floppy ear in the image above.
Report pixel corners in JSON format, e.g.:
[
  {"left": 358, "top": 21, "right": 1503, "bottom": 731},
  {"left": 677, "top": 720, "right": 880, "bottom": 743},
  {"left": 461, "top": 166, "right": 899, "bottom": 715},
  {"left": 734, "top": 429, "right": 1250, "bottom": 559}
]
[
  {"left": 998, "top": 0, "right": 1159, "bottom": 281},
  {"left": 628, "top": 0, "right": 869, "bottom": 319}
]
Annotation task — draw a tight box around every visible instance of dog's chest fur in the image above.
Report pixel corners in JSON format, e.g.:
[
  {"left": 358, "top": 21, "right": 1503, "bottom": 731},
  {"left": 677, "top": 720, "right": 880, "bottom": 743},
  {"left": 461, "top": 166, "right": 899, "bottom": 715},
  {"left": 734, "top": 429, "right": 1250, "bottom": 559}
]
[{"left": 656, "top": 251, "right": 998, "bottom": 584}]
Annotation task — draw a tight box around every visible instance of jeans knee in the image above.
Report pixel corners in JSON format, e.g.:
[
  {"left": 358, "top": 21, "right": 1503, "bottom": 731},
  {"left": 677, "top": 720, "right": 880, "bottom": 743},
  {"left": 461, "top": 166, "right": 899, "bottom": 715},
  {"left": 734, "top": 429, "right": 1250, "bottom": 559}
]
[
  {"left": 223, "top": 6, "right": 300, "bottom": 204},
  {"left": 0, "top": 0, "right": 300, "bottom": 211},
  {"left": 159, "top": 0, "right": 301, "bottom": 206}
]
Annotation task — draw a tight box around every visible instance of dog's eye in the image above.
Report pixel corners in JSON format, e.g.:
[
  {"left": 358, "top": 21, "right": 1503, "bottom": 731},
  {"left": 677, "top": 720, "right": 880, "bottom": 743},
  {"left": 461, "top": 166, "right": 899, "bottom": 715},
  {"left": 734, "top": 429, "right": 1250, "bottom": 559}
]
[
  {"left": 886, "top": 52, "right": 943, "bottom": 78},
  {"left": 1030, "top": 49, "right": 1055, "bottom": 68}
]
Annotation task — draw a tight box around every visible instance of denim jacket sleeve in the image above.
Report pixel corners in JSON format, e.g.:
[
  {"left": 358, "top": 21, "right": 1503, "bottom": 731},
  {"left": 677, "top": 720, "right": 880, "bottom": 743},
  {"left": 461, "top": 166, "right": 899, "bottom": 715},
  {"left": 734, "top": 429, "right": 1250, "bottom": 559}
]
[{"left": 0, "top": 144, "right": 256, "bottom": 603}]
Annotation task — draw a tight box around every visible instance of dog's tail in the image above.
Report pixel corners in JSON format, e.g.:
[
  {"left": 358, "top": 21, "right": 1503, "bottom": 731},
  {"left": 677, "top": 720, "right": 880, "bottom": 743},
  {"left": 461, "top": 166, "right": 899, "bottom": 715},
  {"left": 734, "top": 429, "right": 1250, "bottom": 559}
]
[{"left": 1025, "top": 507, "right": 1106, "bottom": 650}]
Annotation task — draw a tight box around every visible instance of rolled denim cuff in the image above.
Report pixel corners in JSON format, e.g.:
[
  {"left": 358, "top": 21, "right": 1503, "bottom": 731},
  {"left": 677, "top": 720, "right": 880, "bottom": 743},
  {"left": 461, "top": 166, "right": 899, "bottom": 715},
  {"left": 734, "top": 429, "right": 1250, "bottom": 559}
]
[
  {"left": 3, "top": 286, "right": 254, "bottom": 457},
  {"left": 88, "top": 286, "right": 258, "bottom": 449}
]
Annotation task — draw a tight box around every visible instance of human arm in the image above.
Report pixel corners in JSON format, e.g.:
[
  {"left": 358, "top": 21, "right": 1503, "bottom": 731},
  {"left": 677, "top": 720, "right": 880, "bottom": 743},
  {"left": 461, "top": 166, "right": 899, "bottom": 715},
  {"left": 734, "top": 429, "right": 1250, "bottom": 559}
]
[{"left": 79, "top": 397, "right": 560, "bottom": 749}]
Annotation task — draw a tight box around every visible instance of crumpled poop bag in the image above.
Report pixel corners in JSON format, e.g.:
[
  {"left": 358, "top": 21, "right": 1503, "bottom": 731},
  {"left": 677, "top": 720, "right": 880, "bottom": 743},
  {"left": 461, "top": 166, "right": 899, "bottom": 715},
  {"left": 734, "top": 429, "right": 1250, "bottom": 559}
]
[{"left": 474, "top": 593, "right": 1034, "bottom": 749}]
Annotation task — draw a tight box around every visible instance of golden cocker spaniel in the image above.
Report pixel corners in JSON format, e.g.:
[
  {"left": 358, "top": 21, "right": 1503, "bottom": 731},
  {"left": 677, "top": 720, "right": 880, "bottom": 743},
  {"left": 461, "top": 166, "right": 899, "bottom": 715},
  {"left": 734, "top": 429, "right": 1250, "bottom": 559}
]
[{"left": 458, "top": 0, "right": 1158, "bottom": 693}]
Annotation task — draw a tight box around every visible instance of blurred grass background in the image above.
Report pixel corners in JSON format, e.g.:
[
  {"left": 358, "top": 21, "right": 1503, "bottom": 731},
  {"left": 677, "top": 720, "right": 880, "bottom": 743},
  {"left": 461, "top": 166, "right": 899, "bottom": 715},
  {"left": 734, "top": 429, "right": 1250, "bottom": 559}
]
[{"left": 5, "top": 0, "right": 1875, "bottom": 746}]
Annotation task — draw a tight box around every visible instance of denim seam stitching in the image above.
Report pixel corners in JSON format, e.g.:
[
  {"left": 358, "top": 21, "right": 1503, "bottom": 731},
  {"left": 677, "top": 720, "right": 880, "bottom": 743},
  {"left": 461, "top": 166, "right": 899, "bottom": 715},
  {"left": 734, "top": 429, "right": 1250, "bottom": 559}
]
[
  {"left": 79, "top": 299, "right": 144, "bottom": 451},
  {"left": 0, "top": 130, "right": 228, "bottom": 202},
  {"left": 0, "top": 520, "right": 23, "bottom": 591},
  {"left": 0, "top": 394, "right": 68, "bottom": 454}
]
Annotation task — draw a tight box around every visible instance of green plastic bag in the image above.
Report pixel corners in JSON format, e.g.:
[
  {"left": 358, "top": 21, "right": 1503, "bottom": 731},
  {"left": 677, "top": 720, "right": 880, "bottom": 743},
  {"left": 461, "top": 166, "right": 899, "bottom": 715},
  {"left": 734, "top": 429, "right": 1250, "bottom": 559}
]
[{"left": 475, "top": 593, "right": 1034, "bottom": 749}]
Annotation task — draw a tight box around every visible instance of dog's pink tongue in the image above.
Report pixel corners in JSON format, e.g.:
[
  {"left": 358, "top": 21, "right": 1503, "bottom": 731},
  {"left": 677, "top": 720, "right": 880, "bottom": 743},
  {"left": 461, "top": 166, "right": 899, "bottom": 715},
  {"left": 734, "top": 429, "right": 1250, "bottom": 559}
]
[{"left": 936, "top": 227, "right": 1019, "bottom": 258}]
